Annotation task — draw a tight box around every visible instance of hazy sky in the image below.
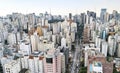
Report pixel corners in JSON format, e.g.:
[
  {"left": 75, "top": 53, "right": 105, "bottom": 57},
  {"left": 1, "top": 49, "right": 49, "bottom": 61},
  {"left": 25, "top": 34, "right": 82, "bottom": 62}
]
[{"left": 0, "top": 0, "right": 120, "bottom": 16}]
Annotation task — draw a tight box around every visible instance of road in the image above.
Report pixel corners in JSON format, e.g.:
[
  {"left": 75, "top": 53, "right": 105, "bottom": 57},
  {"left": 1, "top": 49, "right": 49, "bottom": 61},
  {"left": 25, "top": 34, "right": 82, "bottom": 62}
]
[{"left": 70, "top": 39, "right": 82, "bottom": 73}]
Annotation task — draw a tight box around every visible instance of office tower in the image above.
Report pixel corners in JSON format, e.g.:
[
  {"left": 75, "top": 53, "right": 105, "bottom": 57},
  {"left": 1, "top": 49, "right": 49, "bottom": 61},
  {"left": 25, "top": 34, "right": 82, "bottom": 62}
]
[
  {"left": 109, "top": 14, "right": 113, "bottom": 20},
  {"left": 100, "top": 8, "right": 107, "bottom": 23},
  {"left": 101, "top": 40, "right": 108, "bottom": 57},
  {"left": 81, "top": 13, "right": 86, "bottom": 24},
  {"left": 4, "top": 60, "right": 21, "bottom": 73},
  {"left": 113, "top": 10, "right": 118, "bottom": 20},
  {"left": 86, "top": 11, "right": 96, "bottom": 24}
]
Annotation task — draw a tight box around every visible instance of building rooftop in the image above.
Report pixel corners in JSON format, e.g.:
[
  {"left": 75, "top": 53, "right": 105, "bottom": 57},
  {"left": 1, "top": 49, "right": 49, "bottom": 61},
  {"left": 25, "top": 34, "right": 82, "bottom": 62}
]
[{"left": 89, "top": 61, "right": 103, "bottom": 73}]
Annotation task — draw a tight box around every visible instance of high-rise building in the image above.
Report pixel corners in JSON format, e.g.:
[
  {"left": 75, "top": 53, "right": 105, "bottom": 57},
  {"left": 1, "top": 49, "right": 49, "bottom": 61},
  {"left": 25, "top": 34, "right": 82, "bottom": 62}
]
[
  {"left": 100, "top": 9, "right": 107, "bottom": 23},
  {"left": 83, "top": 25, "right": 90, "bottom": 43},
  {"left": 38, "top": 39, "right": 54, "bottom": 51},
  {"left": 28, "top": 56, "right": 35, "bottom": 73},
  {"left": 38, "top": 56, "right": 44, "bottom": 73},
  {"left": 108, "top": 35, "right": 116, "bottom": 56},
  {"left": 81, "top": 13, "right": 86, "bottom": 24},
  {"left": 101, "top": 40, "right": 108, "bottom": 57},
  {"left": 112, "top": 10, "right": 119, "bottom": 20},
  {"left": 19, "top": 41, "right": 31, "bottom": 55},
  {"left": 61, "top": 37, "right": 66, "bottom": 48},
  {"left": 44, "top": 49, "right": 62, "bottom": 73},
  {"left": 4, "top": 60, "right": 21, "bottom": 73},
  {"left": 30, "top": 34, "right": 39, "bottom": 52},
  {"left": 117, "top": 42, "right": 120, "bottom": 57}
]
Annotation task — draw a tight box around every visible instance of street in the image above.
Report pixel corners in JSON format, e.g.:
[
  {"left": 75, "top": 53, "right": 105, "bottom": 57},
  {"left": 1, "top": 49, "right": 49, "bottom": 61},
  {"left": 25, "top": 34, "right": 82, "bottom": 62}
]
[{"left": 70, "top": 39, "right": 82, "bottom": 73}]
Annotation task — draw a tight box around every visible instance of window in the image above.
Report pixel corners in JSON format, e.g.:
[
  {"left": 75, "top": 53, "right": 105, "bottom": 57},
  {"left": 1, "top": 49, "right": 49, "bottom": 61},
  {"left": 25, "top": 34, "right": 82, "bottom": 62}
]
[{"left": 46, "top": 58, "right": 53, "bottom": 63}]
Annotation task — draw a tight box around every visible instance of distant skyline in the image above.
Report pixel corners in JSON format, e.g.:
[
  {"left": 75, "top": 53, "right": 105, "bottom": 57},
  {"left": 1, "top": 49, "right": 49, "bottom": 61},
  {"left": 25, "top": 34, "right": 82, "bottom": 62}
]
[{"left": 0, "top": 0, "right": 120, "bottom": 16}]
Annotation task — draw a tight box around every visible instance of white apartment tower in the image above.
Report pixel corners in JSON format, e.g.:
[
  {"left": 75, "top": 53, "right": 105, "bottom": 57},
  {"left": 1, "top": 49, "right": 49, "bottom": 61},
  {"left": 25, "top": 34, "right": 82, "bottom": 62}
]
[{"left": 4, "top": 60, "right": 21, "bottom": 73}]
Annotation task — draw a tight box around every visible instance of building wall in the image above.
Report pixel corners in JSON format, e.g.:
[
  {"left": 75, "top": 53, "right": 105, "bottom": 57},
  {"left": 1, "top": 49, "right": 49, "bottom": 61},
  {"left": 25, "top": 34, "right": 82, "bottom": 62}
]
[{"left": 117, "top": 43, "right": 120, "bottom": 57}]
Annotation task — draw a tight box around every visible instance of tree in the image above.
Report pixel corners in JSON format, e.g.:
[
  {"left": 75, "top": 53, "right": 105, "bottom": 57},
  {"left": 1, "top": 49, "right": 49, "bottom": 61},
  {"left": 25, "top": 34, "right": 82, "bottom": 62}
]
[
  {"left": 79, "top": 67, "right": 87, "bottom": 73},
  {"left": 0, "top": 62, "right": 3, "bottom": 73}
]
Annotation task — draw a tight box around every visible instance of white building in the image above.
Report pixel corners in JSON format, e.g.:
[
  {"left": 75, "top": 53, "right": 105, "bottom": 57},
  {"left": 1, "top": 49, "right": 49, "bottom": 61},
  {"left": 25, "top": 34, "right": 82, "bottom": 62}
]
[
  {"left": 20, "top": 56, "right": 29, "bottom": 69},
  {"left": 28, "top": 56, "right": 35, "bottom": 73},
  {"left": 84, "top": 45, "right": 100, "bottom": 67},
  {"left": 38, "top": 39, "right": 54, "bottom": 51},
  {"left": 30, "top": 34, "right": 38, "bottom": 52},
  {"left": 38, "top": 56, "right": 44, "bottom": 73},
  {"left": 61, "top": 53, "right": 66, "bottom": 73},
  {"left": 34, "top": 56, "right": 39, "bottom": 73},
  {"left": 7, "top": 33, "right": 16, "bottom": 45},
  {"left": 19, "top": 41, "right": 31, "bottom": 55},
  {"left": 108, "top": 36, "right": 116, "bottom": 56},
  {"left": 101, "top": 41, "right": 108, "bottom": 57},
  {"left": 52, "top": 35, "right": 56, "bottom": 44},
  {"left": 61, "top": 37, "right": 66, "bottom": 48},
  {"left": 95, "top": 36, "right": 101, "bottom": 52},
  {"left": 53, "top": 23, "right": 58, "bottom": 34},
  {"left": 4, "top": 60, "right": 21, "bottom": 73}
]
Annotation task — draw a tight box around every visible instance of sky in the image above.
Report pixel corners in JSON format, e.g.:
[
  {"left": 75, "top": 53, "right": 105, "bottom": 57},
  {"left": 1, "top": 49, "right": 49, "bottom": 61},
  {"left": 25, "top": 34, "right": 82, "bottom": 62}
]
[{"left": 0, "top": 0, "right": 120, "bottom": 16}]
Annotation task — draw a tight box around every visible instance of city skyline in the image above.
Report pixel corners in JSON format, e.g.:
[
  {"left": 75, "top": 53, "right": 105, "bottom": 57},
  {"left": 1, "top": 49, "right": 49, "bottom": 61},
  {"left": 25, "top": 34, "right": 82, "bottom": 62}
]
[{"left": 0, "top": 0, "right": 120, "bottom": 16}]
